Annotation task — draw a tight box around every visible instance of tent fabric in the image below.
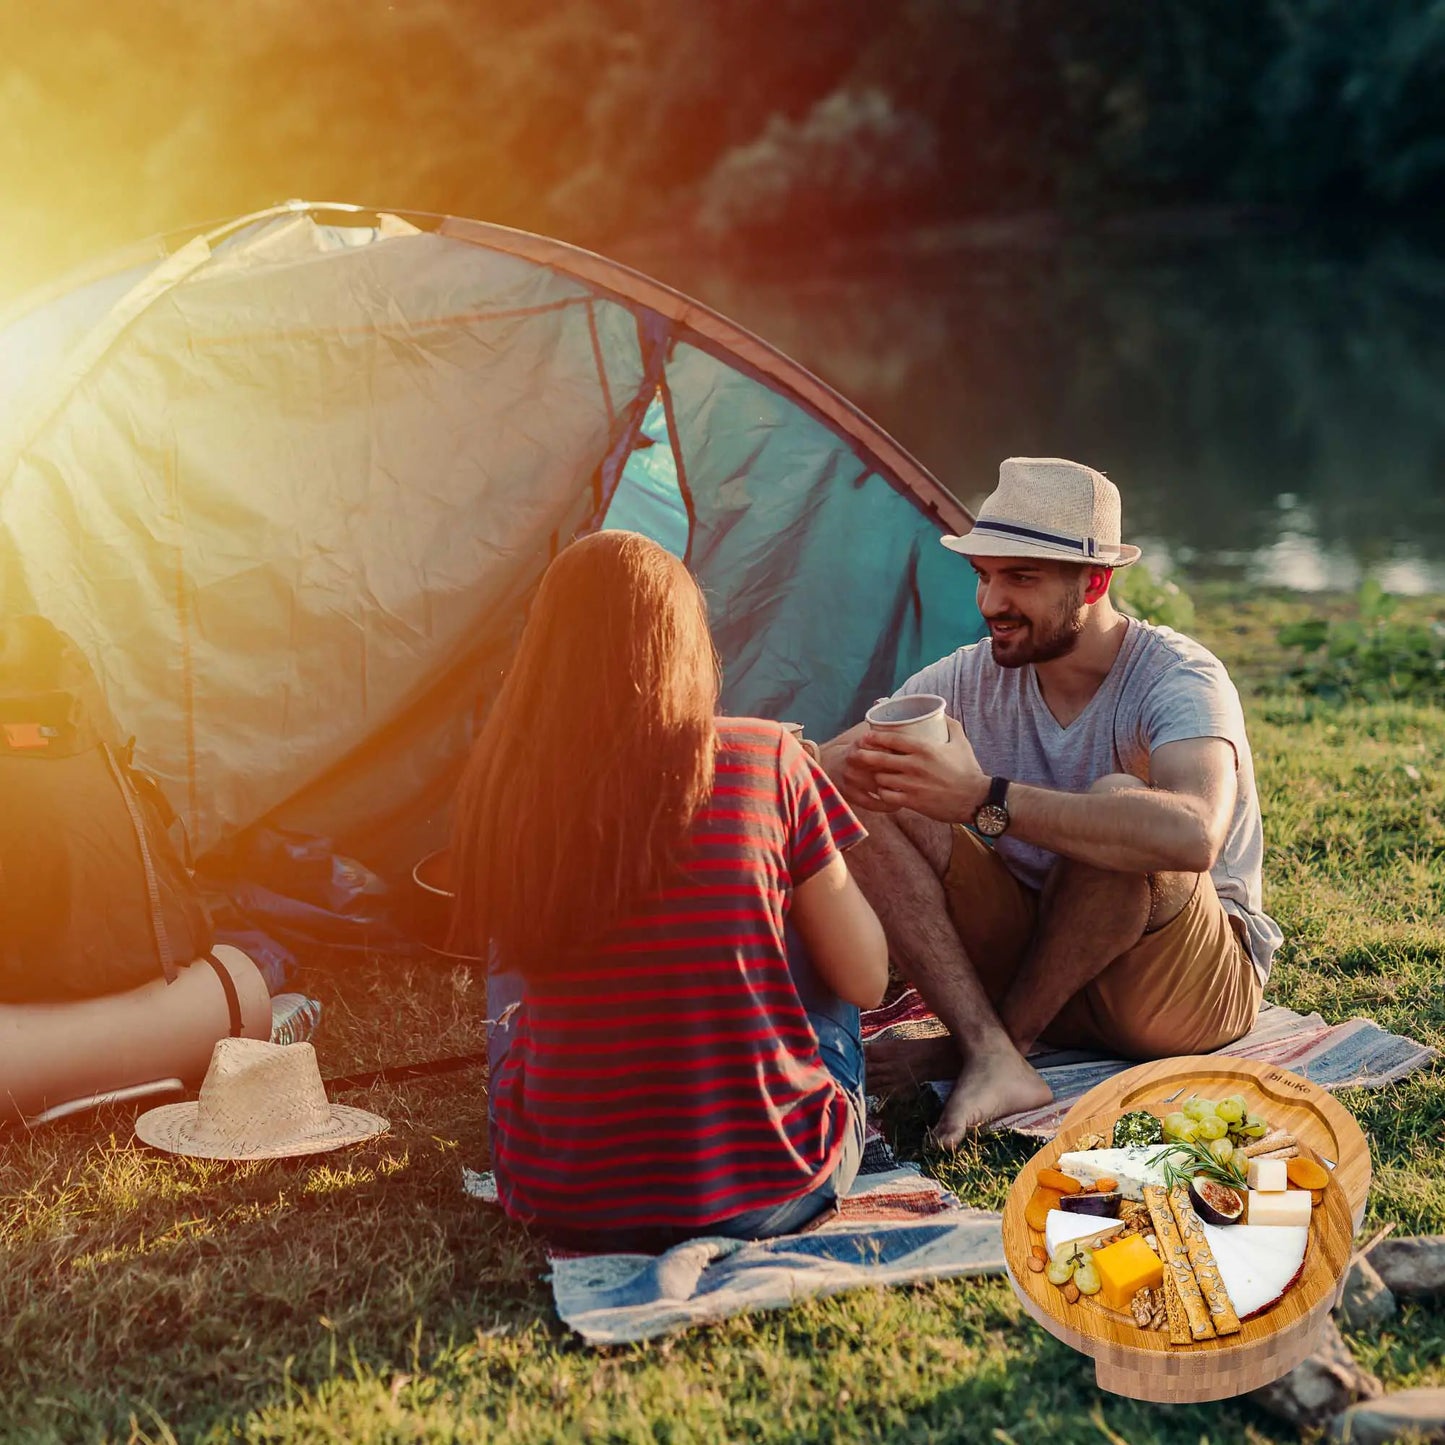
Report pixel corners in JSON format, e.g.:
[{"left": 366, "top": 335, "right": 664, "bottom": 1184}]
[{"left": 0, "top": 203, "right": 982, "bottom": 880}]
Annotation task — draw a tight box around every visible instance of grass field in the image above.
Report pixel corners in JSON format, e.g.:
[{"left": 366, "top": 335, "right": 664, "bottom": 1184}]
[{"left": 2, "top": 587, "right": 1441, "bottom": 1444}]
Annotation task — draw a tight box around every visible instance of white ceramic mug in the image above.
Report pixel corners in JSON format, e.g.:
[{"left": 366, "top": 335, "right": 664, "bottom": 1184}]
[{"left": 864, "top": 693, "right": 950, "bottom": 746}]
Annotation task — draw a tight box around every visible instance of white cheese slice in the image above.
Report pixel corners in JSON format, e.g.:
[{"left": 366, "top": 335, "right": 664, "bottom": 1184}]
[
  {"left": 1054, "top": 1147, "right": 1174, "bottom": 1200},
  {"left": 1247, "top": 1157, "right": 1289, "bottom": 1191},
  {"left": 1043, "top": 1209, "right": 1125, "bottom": 1258},
  {"left": 1202, "top": 1222, "right": 1309, "bottom": 1319},
  {"left": 1247, "top": 1189, "right": 1313, "bottom": 1228}
]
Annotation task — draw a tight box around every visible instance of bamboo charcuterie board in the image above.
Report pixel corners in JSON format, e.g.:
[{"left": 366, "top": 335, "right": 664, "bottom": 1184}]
[
  {"left": 1061, "top": 1055, "right": 1372, "bottom": 1231},
  {"left": 1002, "top": 1058, "right": 1364, "bottom": 1402}
]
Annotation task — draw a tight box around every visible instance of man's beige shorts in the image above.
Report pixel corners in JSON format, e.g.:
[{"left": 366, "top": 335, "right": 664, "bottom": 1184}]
[{"left": 944, "top": 825, "right": 1263, "bottom": 1059}]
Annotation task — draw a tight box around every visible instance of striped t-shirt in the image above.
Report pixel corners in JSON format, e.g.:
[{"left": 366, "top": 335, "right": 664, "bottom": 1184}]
[{"left": 489, "top": 718, "right": 867, "bottom": 1235}]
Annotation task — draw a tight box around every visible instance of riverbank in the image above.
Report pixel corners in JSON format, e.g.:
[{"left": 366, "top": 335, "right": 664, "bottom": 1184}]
[{"left": 0, "top": 585, "right": 1440, "bottom": 1444}]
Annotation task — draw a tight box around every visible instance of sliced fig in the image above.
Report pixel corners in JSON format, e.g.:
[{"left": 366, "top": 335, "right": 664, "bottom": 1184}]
[
  {"left": 1060, "top": 1191, "right": 1121, "bottom": 1217},
  {"left": 1188, "top": 1176, "right": 1244, "bottom": 1226}
]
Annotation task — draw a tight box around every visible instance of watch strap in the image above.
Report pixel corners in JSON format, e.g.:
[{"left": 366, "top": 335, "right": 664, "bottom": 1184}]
[{"left": 986, "top": 776, "right": 1010, "bottom": 810}]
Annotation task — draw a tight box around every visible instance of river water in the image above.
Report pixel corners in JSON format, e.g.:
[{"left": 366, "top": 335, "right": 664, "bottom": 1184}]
[{"left": 632, "top": 229, "right": 1445, "bottom": 595}]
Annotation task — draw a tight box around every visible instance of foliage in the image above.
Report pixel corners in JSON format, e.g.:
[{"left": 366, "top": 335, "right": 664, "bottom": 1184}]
[
  {"left": 1276, "top": 579, "right": 1445, "bottom": 703},
  {"left": 1114, "top": 563, "right": 1196, "bottom": 632},
  {"left": 695, "top": 88, "right": 937, "bottom": 241},
  {"left": 2, "top": 0, "right": 1444, "bottom": 302}
]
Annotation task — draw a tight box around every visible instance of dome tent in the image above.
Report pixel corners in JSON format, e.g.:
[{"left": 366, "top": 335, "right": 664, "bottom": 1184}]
[{"left": 0, "top": 201, "right": 983, "bottom": 904}]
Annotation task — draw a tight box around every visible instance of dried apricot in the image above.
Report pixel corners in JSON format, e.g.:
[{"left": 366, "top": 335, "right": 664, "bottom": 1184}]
[
  {"left": 1024, "top": 1186, "right": 1064, "bottom": 1232},
  {"left": 1037, "top": 1168, "right": 1083, "bottom": 1195},
  {"left": 1286, "top": 1157, "right": 1330, "bottom": 1192}
]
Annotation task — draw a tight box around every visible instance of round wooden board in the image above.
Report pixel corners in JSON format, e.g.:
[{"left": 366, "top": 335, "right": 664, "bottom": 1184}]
[
  {"left": 1059, "top": 1055, "right": 1373, "bottom": 1232},
  {"left": 1003, "top": 1068, "right": 1359, "bottom": 1402}
]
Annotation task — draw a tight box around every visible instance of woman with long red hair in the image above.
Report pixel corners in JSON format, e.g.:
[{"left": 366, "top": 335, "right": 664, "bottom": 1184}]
[{"left": 450, "top": 530, "right": 887, "bottom": 1251}]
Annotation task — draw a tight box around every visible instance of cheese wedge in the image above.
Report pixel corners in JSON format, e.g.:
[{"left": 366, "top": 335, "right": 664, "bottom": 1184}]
[
  {"left": 1054, "top": 1147, "right": 1173, "bottom": 1200},
  {"left": 1201, "top": 1222, "right": 1309, "bottom": 1319},
  {"left": 1044, "top": 1209, "right": 1125, "bottom": 1259}
]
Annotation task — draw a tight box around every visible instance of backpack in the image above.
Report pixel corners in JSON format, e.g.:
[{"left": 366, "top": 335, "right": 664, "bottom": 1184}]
[{"left": 0, "top": 616, "right": 213, "bottom": 1002}]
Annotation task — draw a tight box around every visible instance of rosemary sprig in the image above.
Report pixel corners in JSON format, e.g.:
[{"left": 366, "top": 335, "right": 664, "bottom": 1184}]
[{"left": 1147, "top": 1137, "right": 1247, "bottom": 1193}]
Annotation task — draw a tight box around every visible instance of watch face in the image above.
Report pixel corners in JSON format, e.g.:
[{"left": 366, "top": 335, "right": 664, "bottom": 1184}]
[{"left": 975, "top": 803, "right": 1009, "bottom": 838}]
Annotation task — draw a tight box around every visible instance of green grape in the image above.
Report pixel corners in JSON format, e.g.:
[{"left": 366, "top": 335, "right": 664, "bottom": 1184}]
[
  {"left": 1182, "top": 1097, "right": 1219, "bottom": 1121},
  {"left": 1216, "top": 1097, "right": 1247, "bottom": 1125},
  {"left": 1046, "top": 1257, "right": 1076, "bottom": 1286},
  {"left": 1195, "top": 1115, "right": 1228, "bottom": 1141},
  {"left": 1241, "top": 1114, "right": 1269, "bottom": 1139},
  {"left": 1072, "top": 1260, "right": 1102, "bottom": 1296},
  {"left": 1209, "top": 1137, "right": 1235, "bottom": 1165},
  {"left": 1161, "top": 1111, "right": 1193, "bottom": 1139}
]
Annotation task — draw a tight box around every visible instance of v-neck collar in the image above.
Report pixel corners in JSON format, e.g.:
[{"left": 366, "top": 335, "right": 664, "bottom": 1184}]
[{"left": 1026, "top": 618, "right": 1138, "bottom": 733}]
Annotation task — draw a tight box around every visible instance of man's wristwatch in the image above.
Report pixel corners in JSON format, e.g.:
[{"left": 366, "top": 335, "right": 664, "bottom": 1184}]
[{"left": 974, "top": 777, "right": 1011, "bottom": 838}]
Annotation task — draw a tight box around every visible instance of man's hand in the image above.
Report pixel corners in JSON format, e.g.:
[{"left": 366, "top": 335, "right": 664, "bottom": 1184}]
[{"left": 846, "top": 716, "right": 989, "bottom": 822}]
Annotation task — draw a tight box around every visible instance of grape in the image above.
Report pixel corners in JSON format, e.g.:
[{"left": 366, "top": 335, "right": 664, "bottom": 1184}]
[
  {"left": 1046, "top": 1257, "right": 1076, "bottom": 1286},
  {"left": 1209, "top": 1137, "right": 1235, "bottom": 1165},
  {"left": 1196, "top": 1115, "right": 1228, "bottom": 1141},
  {"left": 1216, "top": 1097, "right": 1247, "bottom": 1124},
  {"left": 1073, "top": 1260, "right": 1102, "bottom": 1296},
  {"left": 1182, "top": 1097, "right": 1219, "bottom": 1121},
  {"left": 1241, "top": 1114, "right": 1269, "bottom": 1139},
  {"left": 1161, "top": 1111, "right": 1193, "bottom": 1139}
]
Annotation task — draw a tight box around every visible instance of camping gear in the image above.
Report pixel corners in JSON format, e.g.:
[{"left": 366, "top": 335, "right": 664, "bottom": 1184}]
[
  {"left": 0, "top": 615, "right": 213, "bottom": 1001},
  {"left": 0, "top": 202, "right": 984, "bottom": 917},
  {"left": 863, "top": 990, "right": 1437, "bottom": 1169},
  {"left": 463, "top": 1161, "right": 1005, "bottom": 1347},
  {"left": 134, "top": 1036, "right": 388, "bottom": 1159},
  {"left": 409, "top": 847, "right": 482, "bottom": 960},
  {"left": 0, "top": 943, "right": 270, "bottom": 1123},
  {"left": 942, "top": 456, "right": 1142, "bottom": 567}
]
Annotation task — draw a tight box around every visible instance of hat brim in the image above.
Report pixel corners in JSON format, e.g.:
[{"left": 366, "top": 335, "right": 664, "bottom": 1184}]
[
  {"left": 941, "top": 532, "right": 1141, "bottom": 568},
  {"left": 134, "top": 1101, "right": 389, "bottom": 1160}
]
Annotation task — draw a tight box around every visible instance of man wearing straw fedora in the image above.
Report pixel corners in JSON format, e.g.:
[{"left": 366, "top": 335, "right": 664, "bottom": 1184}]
[{"left": 823, "top": 458, "right": 1281, "bottom": 1146}]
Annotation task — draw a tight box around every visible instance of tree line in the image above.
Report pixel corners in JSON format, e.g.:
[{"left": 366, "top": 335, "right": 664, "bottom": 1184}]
[{"left": 2, "top": 0, "right": 1441, "bottom": 301}]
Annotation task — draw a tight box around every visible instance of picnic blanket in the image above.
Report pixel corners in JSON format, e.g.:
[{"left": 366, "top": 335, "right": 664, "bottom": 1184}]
[
  {"left": 463, "top": 993, "right": 1433, "bottom": 1344},
  {"left": 462, "top": 1161, "right": 1006, "bottom": 1346},
  {"left": 862, "top": 990, "right": 1439, "bottom": 1137}
]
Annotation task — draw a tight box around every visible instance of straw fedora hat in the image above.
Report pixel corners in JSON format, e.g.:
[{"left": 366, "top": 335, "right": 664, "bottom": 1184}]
[
  {"left": 135, "top": 1037, "right": 388, "bottom": 1160},
  {"left": 942, "top": 457, "right": 1141, "bottom": 568}
]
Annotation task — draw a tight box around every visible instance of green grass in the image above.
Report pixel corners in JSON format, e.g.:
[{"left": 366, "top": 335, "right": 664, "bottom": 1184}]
[{"left": 2, "top": 587, "right": 1442, "bottom": 1444}]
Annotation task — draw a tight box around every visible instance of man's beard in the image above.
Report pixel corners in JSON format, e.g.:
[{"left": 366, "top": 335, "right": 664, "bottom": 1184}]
[{"left": 987, "top": 589, "right": 1085, "bottom": 668}]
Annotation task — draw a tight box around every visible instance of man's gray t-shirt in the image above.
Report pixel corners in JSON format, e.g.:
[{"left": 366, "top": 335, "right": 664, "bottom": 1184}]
[{"left": 894, "top": 618, "right": 1282, "bottom": 983}]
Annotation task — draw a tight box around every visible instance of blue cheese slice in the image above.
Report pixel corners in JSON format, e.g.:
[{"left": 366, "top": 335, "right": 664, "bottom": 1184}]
[{"left": 1054, "top": 1147, "right": 1175, "bottom": 1200}]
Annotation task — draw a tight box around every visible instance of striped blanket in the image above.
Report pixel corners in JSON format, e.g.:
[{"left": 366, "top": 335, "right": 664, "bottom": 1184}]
[{"left": 861, "top": 990, "right": 1438, "bottom": 1137}]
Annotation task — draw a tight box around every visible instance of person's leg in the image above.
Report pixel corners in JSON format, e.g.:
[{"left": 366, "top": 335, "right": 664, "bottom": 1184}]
[
  {"left": 1048, "top": 870, "right": 1263, "bottom": 1059},
  {"left": 785, "top": 920, "right": 863, "bottom": 1095},
  {"left": 999, "top": 774, "right": 1245, "bottom": 1057},
  {"left": 845, "top": 807, "right": 1051, "bottom": 1143},
  {"left": 484, "top": 950, "right": 524, "bottom": 1132}
]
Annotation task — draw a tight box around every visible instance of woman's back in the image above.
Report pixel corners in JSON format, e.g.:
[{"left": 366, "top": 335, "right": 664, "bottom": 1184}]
[{"left": 488, "top": 718, "right": 863, "bottom": 1236}]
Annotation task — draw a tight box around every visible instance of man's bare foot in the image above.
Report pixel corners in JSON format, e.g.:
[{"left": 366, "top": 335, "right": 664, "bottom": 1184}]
[
  {"left": 929, "top": 1047, "right": 1053, "bottom": 1149},
  {"left": 864, "top": 1032, "right": 960, "bottom": 1093}
]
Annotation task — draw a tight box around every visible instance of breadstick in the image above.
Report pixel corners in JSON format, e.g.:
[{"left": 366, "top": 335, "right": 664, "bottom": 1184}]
[
  {"left": 1167, "top": 1185, "right": 1241, "bottom": 1337},
  {"left": 1160, "top": 1264, "right": 1192, "bottom": 1346},
  {"left": 1251, "top": 1145, "right": 1300, "bottom": 1162},
  {"left": 1143, "top": 1184, "right": 1215, "bottom": 1341},
  {"left": 1242, "top": 1130, "right": 1295, "bottom": 1158}
]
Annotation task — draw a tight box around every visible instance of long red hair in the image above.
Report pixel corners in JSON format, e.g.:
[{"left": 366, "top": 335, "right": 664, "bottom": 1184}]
[{"left": 448, "top": 531, "right": 720, "bottom": 978}]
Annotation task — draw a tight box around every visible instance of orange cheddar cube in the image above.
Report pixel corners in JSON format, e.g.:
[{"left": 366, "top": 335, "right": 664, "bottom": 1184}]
[{"left": 1090, "top": 1234, "right": 1164, "bottom": 1314}]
